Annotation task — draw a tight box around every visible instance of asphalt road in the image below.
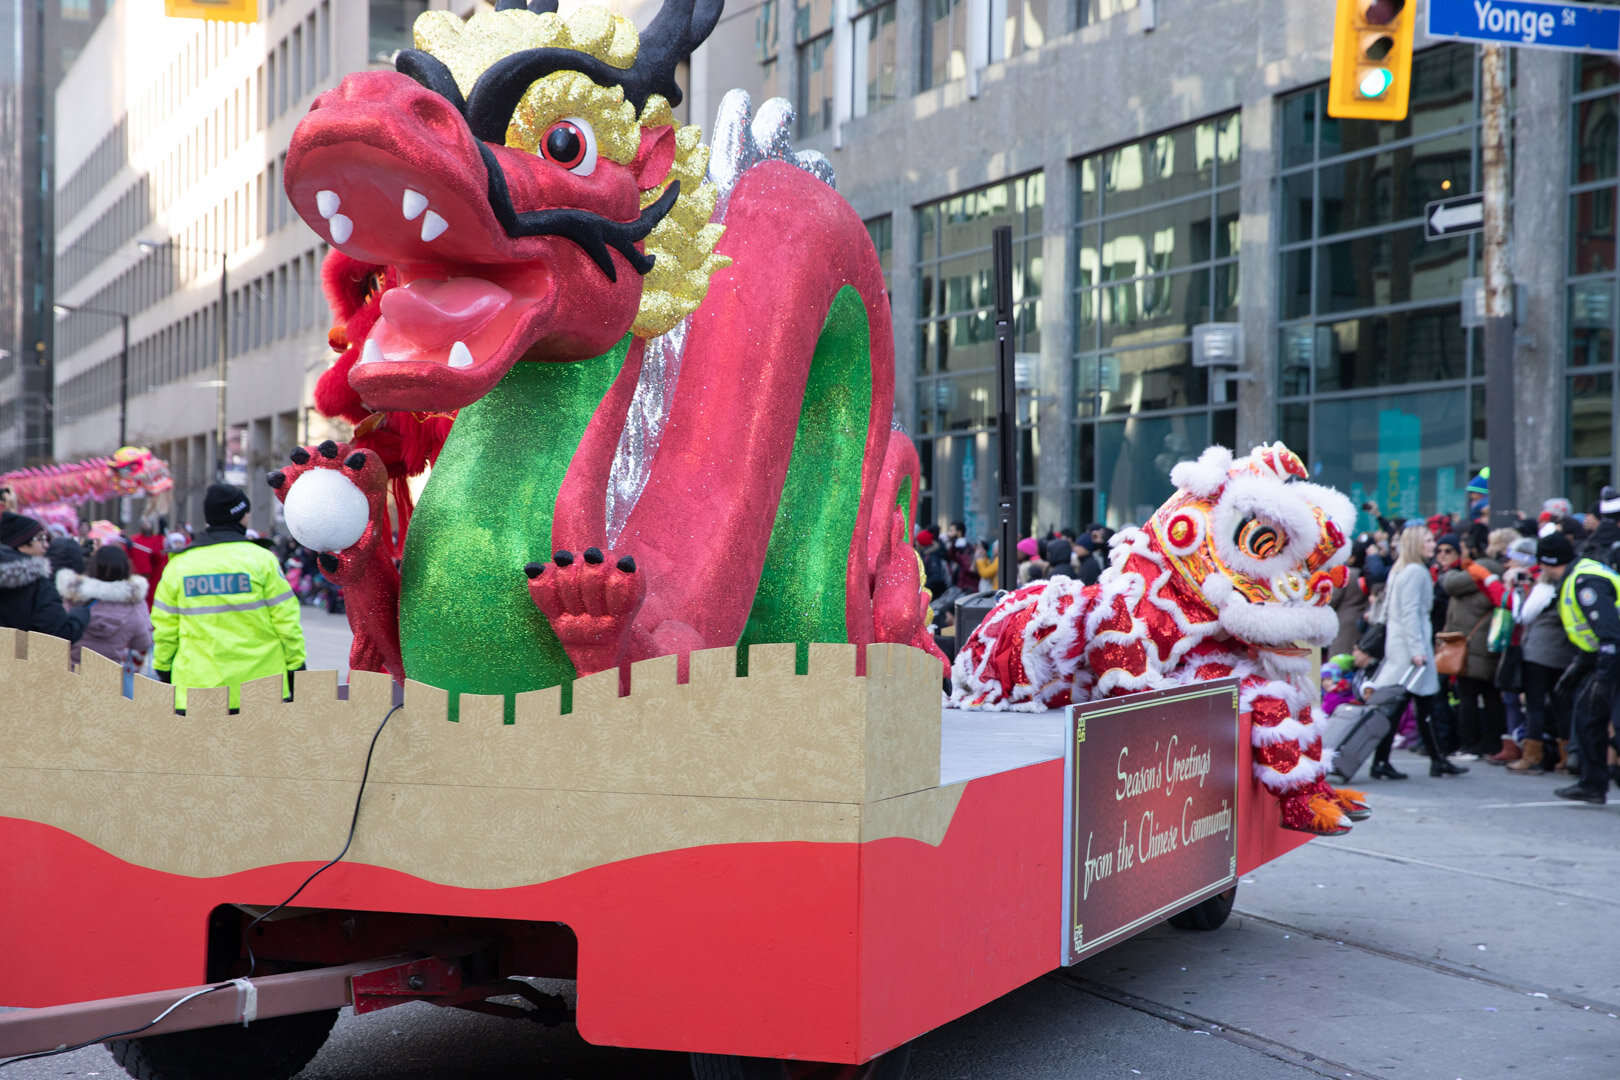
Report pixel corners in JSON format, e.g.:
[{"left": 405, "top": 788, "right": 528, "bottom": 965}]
[{"left": 5, "top": 620, "right": 1617, "bottom": 1078}]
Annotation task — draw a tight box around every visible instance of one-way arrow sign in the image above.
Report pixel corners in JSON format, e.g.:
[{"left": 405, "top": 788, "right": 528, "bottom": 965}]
[{"left": 1425, "top": 193, "right": 1485, "bottom": 240}]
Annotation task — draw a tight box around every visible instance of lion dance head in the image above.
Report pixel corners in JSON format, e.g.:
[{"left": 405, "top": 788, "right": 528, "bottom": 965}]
[{"left": 1149, "top": 442, "right": 1354, "bottom": 650}]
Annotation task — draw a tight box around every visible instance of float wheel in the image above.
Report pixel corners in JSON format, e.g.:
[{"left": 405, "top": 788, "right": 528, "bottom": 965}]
[
  {"left": 691, "top": 1043, "right": 910, "bottom": 1080},
  {"left": 109, "top": 1008, "right": 339, "bottom": 1080},
  {"left": 1167, "top": 885, "right": 1236, "bottom": 931}
]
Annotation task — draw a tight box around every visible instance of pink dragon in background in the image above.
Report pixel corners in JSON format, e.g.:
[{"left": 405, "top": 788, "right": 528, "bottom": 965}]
[{"left": 3, "top": 447, "right": 172, "bottom": 528}]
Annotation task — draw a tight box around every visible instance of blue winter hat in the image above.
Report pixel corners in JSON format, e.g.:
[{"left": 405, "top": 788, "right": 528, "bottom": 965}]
[{"left": 1466, "top": 468, "right": 1490, "bottom": 495}]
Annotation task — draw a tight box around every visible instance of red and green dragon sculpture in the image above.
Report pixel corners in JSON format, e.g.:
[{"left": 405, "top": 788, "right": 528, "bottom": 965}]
[{"left": 271, "top": 0, "right": 941, "bottom": 703}]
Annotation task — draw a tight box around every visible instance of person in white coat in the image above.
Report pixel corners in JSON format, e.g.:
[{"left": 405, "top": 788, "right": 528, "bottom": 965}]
[{"left": 1371, "top": 524, "right": 1468, "bottom": 777}]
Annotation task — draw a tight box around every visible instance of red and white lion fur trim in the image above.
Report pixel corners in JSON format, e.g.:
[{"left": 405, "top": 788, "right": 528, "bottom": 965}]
[{"left": 950, "top": 525, "right": 1354, "bottom": 829}]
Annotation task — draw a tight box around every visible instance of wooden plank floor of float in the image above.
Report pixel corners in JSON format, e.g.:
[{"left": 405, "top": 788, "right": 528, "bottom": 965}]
[{"left": 0, "top": 627, "right": 1304, "bottom": 1063}]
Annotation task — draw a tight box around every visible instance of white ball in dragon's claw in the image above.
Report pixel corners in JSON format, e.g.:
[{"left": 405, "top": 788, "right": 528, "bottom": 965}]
[{"left": 283, "top": 468, "right": 370, "bottom": 552}]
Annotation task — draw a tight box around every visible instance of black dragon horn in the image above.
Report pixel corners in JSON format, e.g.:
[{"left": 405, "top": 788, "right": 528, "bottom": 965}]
[{"left": 626, "top": 0, "right": 724, "bottom": 109}]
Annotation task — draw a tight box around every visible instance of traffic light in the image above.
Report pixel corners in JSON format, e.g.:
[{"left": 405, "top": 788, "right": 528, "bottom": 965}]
[{"left": 1327, "top": 0, "right": 1415, "bottom": 121}]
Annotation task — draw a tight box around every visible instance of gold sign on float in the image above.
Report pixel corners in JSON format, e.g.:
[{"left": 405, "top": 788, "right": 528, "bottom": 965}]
[{"left": 164, "top": 0, "right": 258, "bottom": 22}]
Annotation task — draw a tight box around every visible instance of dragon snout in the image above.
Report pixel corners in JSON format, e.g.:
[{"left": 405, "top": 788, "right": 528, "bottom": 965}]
[{"left": 1257, "top": 565, "right": 1344, "bottom": 606}]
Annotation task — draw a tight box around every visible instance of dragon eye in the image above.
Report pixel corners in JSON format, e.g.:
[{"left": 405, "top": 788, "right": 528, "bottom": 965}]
[
  {"left": 1235, "top": 518, "right": 1284, "bottom": 559},
  {"left": 539, "top": 117, "right": 598, "bottom": 176}
]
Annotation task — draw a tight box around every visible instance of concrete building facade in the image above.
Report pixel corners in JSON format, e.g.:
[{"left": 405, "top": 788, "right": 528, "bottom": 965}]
[
  {"left": 45, "top": 0, "right": 1609, "bottom": 539},
  {"left": 0, "top": 0, "right": 110, "bottom": 470},
  {"left": 665, "top": 0, "right": 1587, "bottom": 537},
  {"left": 51, "top": 0, "right": 450, "bottom": 531}
]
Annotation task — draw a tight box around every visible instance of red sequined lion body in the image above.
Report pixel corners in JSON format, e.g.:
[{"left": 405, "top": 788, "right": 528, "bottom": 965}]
[{"left": 951, "top": 443, "right": 1368, "bottom": 835}]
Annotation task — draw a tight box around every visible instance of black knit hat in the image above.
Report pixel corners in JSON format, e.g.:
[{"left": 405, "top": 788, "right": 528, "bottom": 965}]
[
  {"left": 1537, "top": 532, "right": 1576, "bottom": 567},
  {"left": 203, "top": 483, "right": 250, "bottom": 526},
  {"left": 0, "top": 512, "right": 45, "bottom": 549}
]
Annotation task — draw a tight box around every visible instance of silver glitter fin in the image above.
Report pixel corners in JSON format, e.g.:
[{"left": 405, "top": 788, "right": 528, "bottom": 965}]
[{"left": 707, "top": 89, "right": 836, "bottom": 213}]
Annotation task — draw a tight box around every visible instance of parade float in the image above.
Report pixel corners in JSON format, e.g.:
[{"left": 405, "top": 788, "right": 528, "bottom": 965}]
[{"left": 0, "top": 3, "right": 1357, "bottom": 1077}]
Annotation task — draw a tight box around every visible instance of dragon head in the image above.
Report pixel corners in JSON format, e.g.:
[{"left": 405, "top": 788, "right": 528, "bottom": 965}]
[
  {"left": 283, "top": 0, "right": 727, "bottom": 413},
  {"left": 1145, "top": 443, "right": 1354, "bottom": 650}
]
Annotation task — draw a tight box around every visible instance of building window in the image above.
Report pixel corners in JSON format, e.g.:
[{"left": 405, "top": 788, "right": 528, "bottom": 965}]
[
  {"left": 914, "top": 173, "right": 1044, "bottom": 537},
  {"left": 852, "top": 0, "right": 897, "bottom": 118},
  {"left": 1278, "top": 44, "right": 1484, "bottom": 526},
  {"left": 990, "top": 0, "right": 1047, "bottom": 63},
  {"left": 865, "top": 214, "right": 893, "bottom": 298},
  {"left": 369, "top": 0, "right": 430, "bottom": 65},
  {"left": 1074, "top": 0, "right": 1138, "bottom": 29},
  {"left": 1072, "top": 113, "right": 1240, "bottom": 529},
  {"left": 699, "top": 0, "right": 780, "bottom": 116},
  {"left": 1570, "top": 53, "right": 1620, "bottom": 510},
  {"left": 795, "top": 0, "right": 834, "bottom": 136},
  {"left": 920, "top": 0, "right": 968, "bottom": 91}
]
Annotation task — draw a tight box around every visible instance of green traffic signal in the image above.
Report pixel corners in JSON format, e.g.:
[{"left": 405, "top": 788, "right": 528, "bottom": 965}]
[{"left": 1358, "top": 67, "right": 1394, "bottom": 98}]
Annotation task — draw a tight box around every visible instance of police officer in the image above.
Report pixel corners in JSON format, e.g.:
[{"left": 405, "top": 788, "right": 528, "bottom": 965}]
[
  {"left": 152, "top": 484, "right": 305, "bottom": 711},
  {"left": 1538, "top": 532, "right": 1620, "bottom": 805}
]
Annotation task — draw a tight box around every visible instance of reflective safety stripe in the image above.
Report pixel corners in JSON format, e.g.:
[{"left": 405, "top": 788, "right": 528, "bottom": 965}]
[
  {"left": 1558, "top": 559, "right": 1620, "bottom": 652},
  {"left": 152, "top": 589, "right": 296, "bottom": 616}
]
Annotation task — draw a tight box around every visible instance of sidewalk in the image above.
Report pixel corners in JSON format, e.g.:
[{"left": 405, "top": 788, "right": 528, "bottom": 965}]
[{"left": 299, "top": 604, "right": 354, "bottom": 682}]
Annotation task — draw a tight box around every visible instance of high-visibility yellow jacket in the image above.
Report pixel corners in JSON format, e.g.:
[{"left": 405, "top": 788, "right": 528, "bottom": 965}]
[{"left": 151, "top": 530, "right": 305, "bottom": 710}]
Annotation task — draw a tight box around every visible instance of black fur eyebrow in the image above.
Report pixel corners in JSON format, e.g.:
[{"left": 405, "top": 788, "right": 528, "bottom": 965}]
[
  {"left": 464, "top": 50, "right": 649, "bottom": 143},
  {"left": 476, "top": 141, "right": 678, "bottom": 281},
  {"left": 395, "top": 48, "right": 637, "bottom": 146}
]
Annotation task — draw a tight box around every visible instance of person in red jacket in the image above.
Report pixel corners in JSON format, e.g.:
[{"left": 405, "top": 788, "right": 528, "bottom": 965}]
[{"left": 127, "top": 515, "right": 168, "bottom": 609}]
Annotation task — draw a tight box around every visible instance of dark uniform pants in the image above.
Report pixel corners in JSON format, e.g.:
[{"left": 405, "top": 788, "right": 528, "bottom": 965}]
[{"left": 1574, "top": 673, "right": 1620, "bottom": 792}]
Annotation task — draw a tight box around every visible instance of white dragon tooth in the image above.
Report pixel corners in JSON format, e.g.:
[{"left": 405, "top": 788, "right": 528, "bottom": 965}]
[
  {"left": 402, "top": 189, "right": 428, "bottom": 221},
  {"left": 420, "top": 210, "right": 448, "bottom": 243},
  {"left": 360, "top": 339, "right": 382, "bottom": 364},
  {"left": 316, "top": 190, "right": 340, "bottom": 219},
  {"left": 328, "top": 213, "right": 353, "bottom": 244},
  {"left": 448, "top": 341, "right": 474, "bottom": 369}
]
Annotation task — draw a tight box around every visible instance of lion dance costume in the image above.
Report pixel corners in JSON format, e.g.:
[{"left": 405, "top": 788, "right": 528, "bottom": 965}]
[{"left": 951, "top": 444, "right": 1369, "bottom": 836}]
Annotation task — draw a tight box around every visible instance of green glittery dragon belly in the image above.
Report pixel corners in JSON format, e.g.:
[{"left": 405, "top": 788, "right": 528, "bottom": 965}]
[
  {"left": 400, "top": 288, "right": 872, "bottom": 709},
  {"left": 400, "top": 340, "right": 630, "bottom": 707}
]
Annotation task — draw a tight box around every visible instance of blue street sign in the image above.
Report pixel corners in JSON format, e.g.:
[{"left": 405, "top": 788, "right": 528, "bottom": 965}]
[{"left": 1428, "top": 0, "right": 1620, "bottom": 53}]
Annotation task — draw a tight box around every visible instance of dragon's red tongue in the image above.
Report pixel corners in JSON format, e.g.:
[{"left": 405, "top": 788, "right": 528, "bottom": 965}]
[{"left": 379, "top": 277, "right": 512, "bottom": 351}]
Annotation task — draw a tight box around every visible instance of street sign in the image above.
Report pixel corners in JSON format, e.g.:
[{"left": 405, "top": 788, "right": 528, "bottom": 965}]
[
  {"left": 1425, "top": 193, "right": 1484, "bottom": 240},
  {"left": 1428, "top": 0, "right": 1620, "bottom": 53}
]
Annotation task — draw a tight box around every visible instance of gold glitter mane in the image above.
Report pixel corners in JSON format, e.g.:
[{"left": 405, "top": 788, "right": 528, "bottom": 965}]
[{"left": 413, "top": 6, "right": 729, "bottom": 339}]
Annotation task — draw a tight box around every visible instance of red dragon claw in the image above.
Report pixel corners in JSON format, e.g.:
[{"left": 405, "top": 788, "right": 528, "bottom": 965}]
[
  {"left": 274, "top": 441, "right": 403, "bottom": 680},
  {"left": 527, "top": 548, "right": 647, "bottom": 676}
]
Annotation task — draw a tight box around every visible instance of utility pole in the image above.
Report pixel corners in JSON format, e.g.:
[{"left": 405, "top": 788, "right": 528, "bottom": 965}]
[
  {"left": 216, "top": 253, "right": 228, "bottom": 482},
  {"left": 1481, "top": 43, "right": 1516, "bottom": 528},
  {"left": 992, "top": 225, "right": 1017, "bottom": 592}
]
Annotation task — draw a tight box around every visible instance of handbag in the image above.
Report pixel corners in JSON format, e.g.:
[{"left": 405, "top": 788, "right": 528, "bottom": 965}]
[
  {"left": 1434, "top": 611, "right": 1490, "bottom": 677},
  {"left": 1495, "top": 643, "right": 1524, "bottom": 693},
  {"left": 1488, "top": 606, "right": 1515, "bottom": 653}
]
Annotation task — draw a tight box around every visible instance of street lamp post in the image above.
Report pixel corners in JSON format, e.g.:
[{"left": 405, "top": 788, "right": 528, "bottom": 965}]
[
  {"left": 53, "top": 302, "right": 130, "bottom": 448},
  {"left": 140, "top": 239, "right": 228, "bottom": 481}
]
